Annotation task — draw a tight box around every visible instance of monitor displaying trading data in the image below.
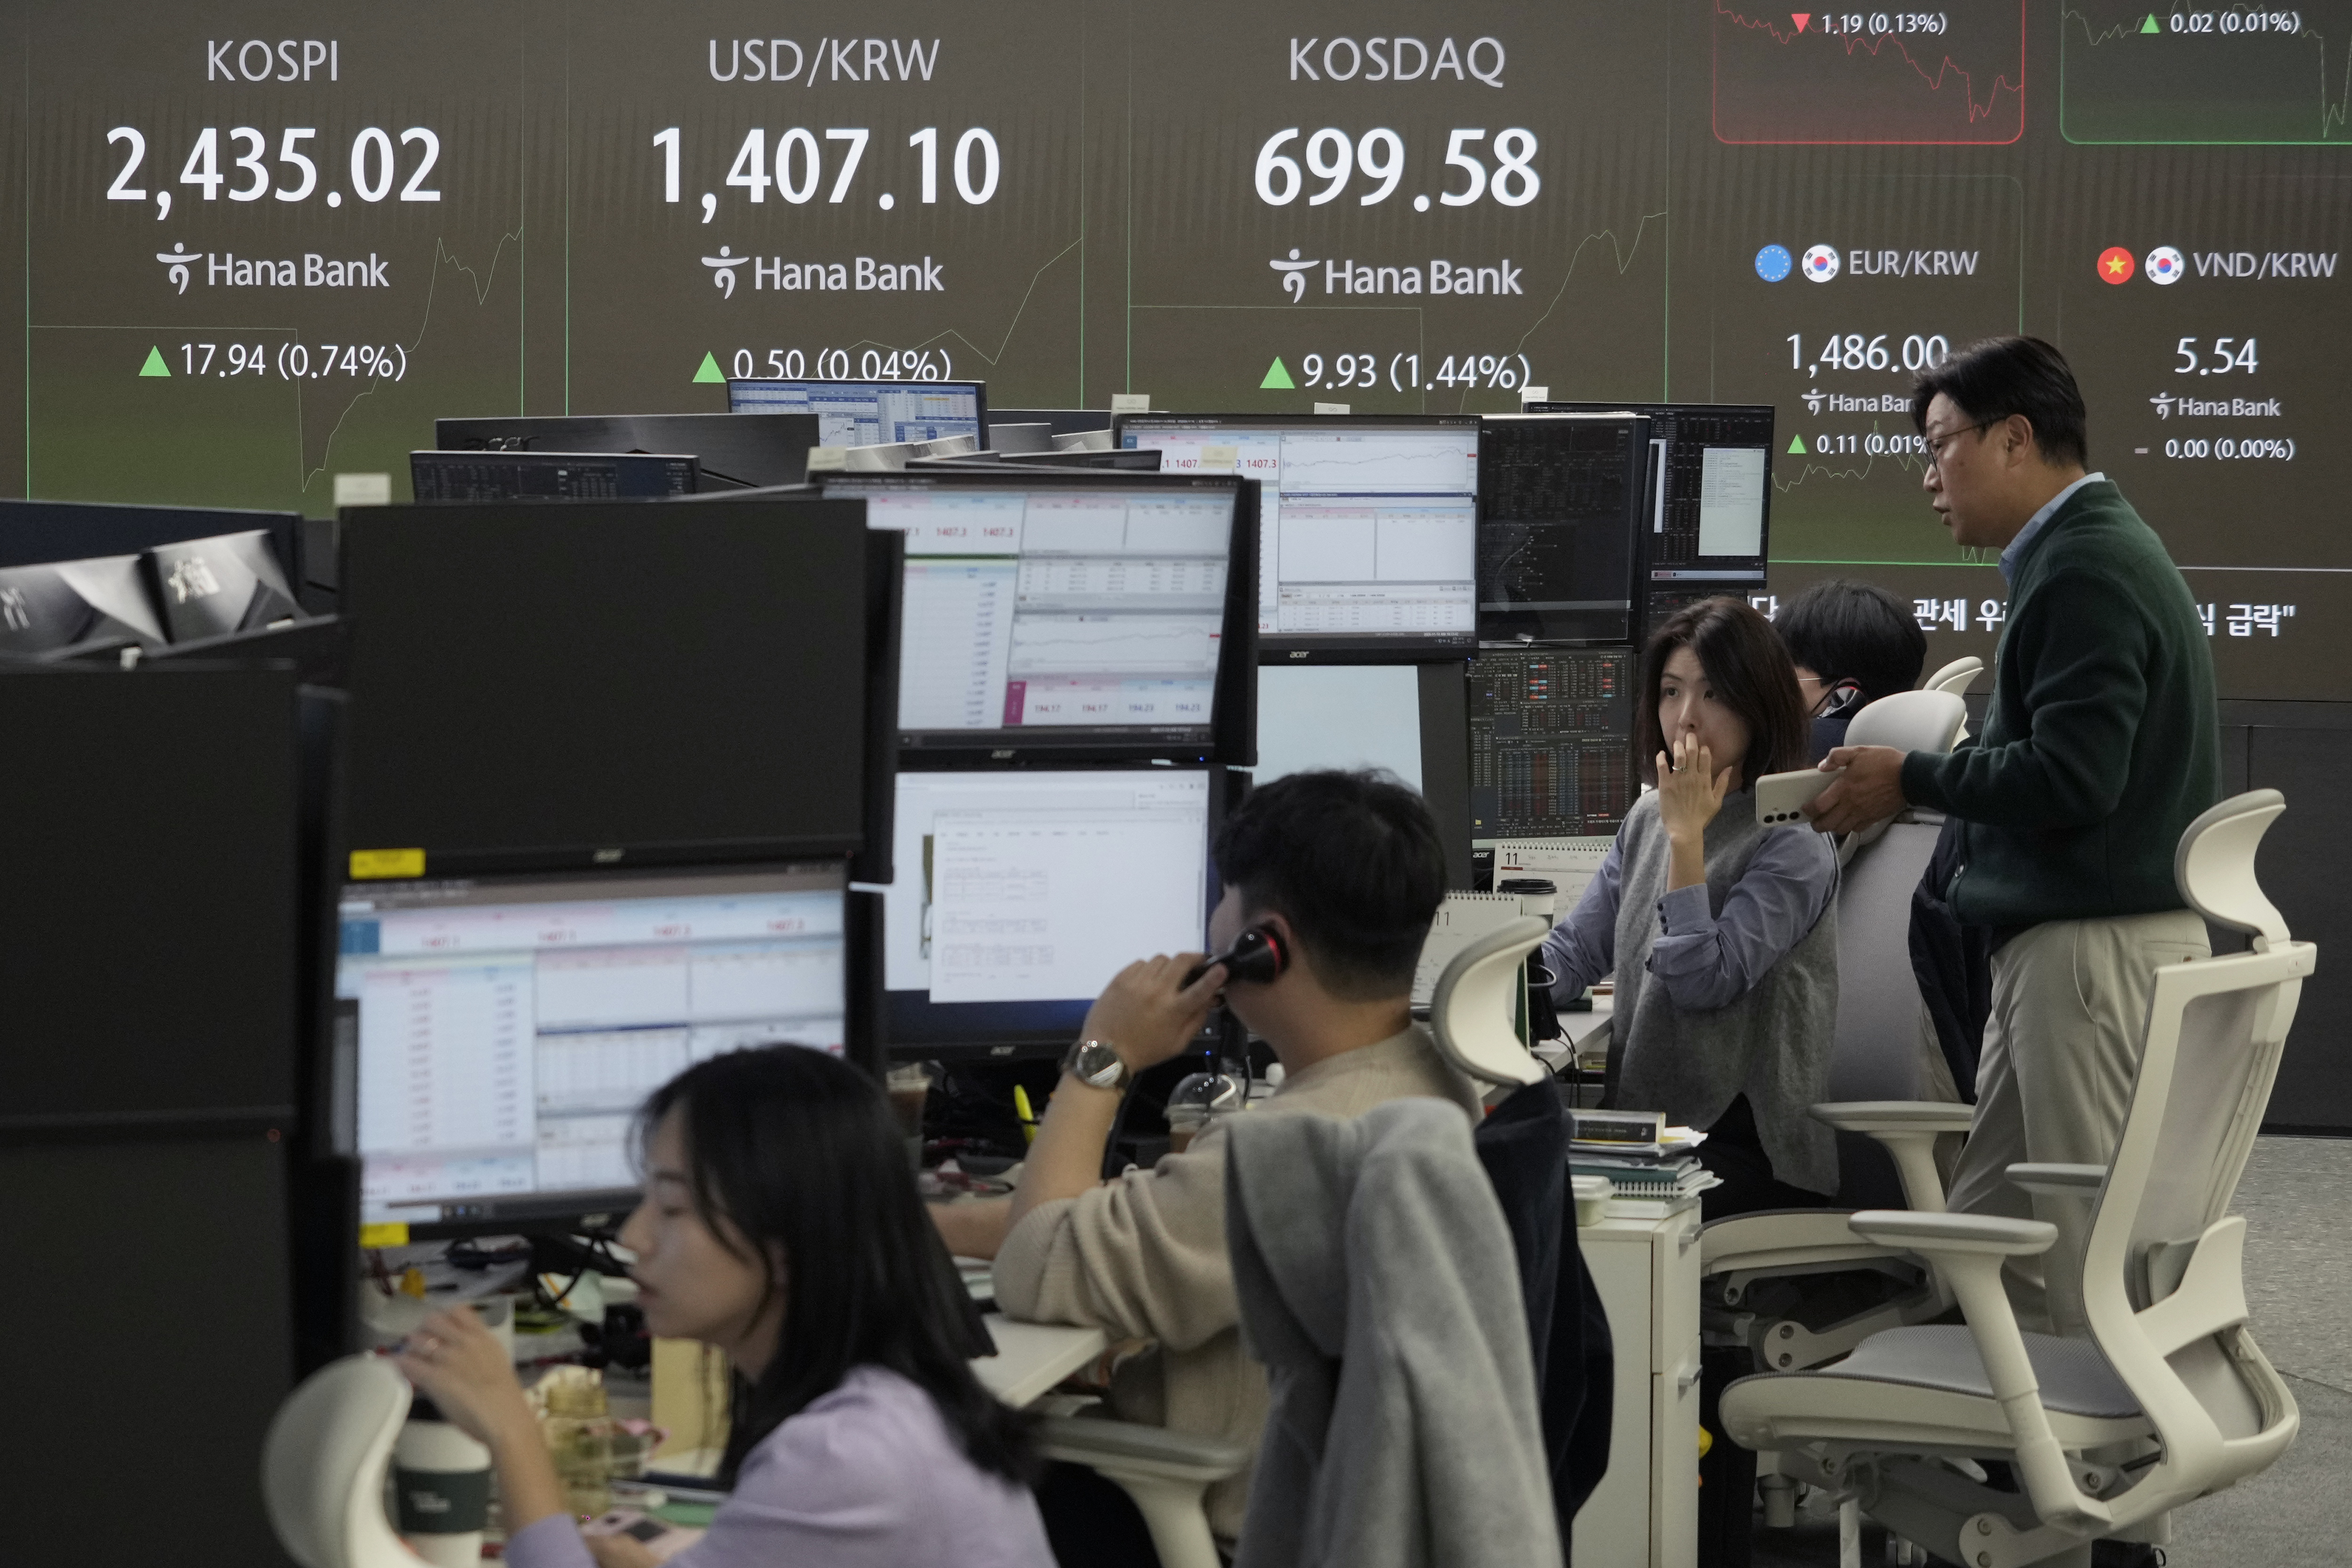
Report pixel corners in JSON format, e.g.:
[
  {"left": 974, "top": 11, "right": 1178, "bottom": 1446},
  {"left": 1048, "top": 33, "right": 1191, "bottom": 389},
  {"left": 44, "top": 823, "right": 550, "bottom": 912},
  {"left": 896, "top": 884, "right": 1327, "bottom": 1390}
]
[
  {"left": 730, "top": 380, "right": 987, "bottom": 448},
  {"left": 339, "top": 864, "right": 847, "bottom": 1225},
  {"left": 1534, "top": 402, "right": 1775, "bottom": 591},
  {"left": 823, "top": 474, "right": 1245, "bottom": 758},
  {"left": 1469, "top": 649, "right": 1637, "bottom": 841},
  {"left": 1477, "top": 414, "right": 1651, "bottom": 645},
  {"left": 1116, "top": 415, "right": 1480, "bottom": 661},
  {"left": 883, "top": 769, "right": 1214, "bottom": 1052}
]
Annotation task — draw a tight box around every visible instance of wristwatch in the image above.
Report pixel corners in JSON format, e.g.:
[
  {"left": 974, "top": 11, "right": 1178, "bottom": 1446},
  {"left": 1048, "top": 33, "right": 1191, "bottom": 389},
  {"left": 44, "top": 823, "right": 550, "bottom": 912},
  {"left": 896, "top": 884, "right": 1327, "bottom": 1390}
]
[{"left": 1062, "top": 1038, "right": 1133, "bottom": 1093}]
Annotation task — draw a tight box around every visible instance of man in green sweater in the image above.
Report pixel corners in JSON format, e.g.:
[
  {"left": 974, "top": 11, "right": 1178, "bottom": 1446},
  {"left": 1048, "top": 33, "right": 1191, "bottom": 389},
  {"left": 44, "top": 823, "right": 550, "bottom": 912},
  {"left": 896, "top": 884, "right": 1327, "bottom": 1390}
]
[{"left": 1808, "top": 336, "right": 2219, "bottom": 1339}]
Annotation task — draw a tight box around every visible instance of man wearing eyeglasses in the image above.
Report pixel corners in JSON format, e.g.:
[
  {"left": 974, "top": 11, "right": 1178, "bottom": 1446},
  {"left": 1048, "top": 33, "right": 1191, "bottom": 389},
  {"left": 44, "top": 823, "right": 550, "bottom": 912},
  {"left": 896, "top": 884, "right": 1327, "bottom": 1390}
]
[{"left": 1806, "top": 335, "right": 2219, "bottom": 1342}]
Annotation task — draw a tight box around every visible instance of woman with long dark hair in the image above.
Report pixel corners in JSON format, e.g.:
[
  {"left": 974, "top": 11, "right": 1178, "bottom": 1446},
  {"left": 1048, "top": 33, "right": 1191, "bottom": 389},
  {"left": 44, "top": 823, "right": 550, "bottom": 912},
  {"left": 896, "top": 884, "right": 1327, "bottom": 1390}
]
[
  {"left": 1538, "top": 596, "right": 1841, "bottom": 1216},
  {"left": 396, "top": 1045, "right": 1051, "bottom": 1568}
]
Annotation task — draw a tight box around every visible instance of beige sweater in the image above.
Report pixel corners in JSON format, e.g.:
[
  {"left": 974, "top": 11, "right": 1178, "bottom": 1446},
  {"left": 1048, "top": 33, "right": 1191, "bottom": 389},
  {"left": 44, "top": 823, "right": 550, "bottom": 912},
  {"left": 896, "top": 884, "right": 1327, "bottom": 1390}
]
[{"left": 992, "top": 1025, "right": 1484, "bottom": 1541}]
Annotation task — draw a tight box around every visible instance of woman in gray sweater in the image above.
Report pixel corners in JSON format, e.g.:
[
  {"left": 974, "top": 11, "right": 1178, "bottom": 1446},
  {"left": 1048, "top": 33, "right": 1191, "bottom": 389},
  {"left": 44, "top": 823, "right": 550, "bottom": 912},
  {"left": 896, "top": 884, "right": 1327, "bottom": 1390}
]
[{"left": 1541, "top": 597, "right": 1840, "bottom": 1216}]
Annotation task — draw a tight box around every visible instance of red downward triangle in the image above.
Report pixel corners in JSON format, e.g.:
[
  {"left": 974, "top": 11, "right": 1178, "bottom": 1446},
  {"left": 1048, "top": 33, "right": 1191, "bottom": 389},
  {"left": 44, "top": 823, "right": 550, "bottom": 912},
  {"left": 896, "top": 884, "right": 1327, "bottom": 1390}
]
[{"left": 1792, "top": 12, "right": 1812, "bottom": 29}]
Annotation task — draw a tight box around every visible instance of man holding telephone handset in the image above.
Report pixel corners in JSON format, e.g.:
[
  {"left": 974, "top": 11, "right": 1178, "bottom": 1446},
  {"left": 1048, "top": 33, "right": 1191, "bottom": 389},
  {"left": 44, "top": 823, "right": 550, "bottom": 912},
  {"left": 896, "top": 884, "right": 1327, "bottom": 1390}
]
[
  {"left": 1804, "top": 336, "right": 2219, "bottom": 1340},
  {"left": 930, "top": 770, "right": 1481, "bottom": 1548}
]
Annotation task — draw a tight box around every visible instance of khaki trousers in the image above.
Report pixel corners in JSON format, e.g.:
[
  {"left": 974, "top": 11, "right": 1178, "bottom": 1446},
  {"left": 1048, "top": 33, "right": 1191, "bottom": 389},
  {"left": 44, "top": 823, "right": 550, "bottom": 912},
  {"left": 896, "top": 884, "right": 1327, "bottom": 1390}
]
[{"left": 1945, "top": 909, "right": 2210, "bottom": 1337}]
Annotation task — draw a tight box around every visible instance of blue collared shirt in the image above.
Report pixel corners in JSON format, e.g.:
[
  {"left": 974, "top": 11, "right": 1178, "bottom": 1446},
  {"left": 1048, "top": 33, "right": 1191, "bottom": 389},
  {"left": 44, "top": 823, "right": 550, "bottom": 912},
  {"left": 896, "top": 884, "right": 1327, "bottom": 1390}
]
[{"left": 1997, "top": 472, "right": 2104, "bottom": 583}]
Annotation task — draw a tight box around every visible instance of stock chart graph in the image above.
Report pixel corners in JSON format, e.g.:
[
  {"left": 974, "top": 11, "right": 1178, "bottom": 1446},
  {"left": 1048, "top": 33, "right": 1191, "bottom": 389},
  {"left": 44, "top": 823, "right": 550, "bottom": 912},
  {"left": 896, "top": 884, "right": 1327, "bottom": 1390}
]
[
  {"left": 1712, "top": 1, "right": 2027, "bottom": 143},
  {"left": 2061, "top": 3, "right": 2352, "bottom": 143}
]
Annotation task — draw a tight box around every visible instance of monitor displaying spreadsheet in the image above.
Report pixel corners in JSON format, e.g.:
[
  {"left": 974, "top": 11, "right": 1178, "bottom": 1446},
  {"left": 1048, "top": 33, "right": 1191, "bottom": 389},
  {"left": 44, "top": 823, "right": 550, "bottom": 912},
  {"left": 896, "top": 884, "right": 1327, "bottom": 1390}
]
[
  {"left": 729, "top": 378, "right": 986, "bottom": 448},
  {"left": 882, "top": 768, "right": 1215, "bottom": 1053},
  {"left": 338, "top": 863, "right": 847, "bottom": 1225},
  {"left": 823, "top": 471, "right": 1253, "bottom": 761},
  {"left": 1112, "top": 413, "right": 1479, "bottom": 662}
]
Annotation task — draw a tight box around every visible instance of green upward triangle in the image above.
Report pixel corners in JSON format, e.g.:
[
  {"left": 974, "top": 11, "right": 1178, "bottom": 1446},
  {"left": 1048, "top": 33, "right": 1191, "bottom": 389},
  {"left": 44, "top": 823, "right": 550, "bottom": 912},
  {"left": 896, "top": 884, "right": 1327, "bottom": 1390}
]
[
  {"left": 692, "top": 351, "right": 725, "bottom": 384},
  {"left": 1786, "top": 434, "right": 1807, "bottom": 455},
  {"left": 138, "top": 345, "right": 170, "bottom": 377},
  {"left": 1260, "top": 356, "right": 1296, "bottom": 390},
  {"left": 2140, "top": 12, "right": 2161, "bottom": 31}
]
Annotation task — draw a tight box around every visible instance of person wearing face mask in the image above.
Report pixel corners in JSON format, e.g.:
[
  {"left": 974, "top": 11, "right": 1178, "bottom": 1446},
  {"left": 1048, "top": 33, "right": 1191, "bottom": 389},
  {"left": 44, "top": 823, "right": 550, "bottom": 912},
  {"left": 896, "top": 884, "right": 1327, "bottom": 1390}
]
[
  {"left": 394, "top": 1046, "right": 1054, "bottom": 1568},
  {"left": 1539, "top": 597, "right": 1840, "bottom": 1219},
  {"left": 1773, "top": 579, "right": 1929, "bottom": 762}
]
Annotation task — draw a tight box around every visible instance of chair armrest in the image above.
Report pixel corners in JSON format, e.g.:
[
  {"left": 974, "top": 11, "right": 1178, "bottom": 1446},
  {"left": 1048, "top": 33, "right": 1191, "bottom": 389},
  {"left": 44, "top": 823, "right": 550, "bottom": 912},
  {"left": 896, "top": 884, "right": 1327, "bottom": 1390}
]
[
  {"left": 1846, "top": 1210, "right": 2057, "bottom": 1258},
  {"left": 1812, "top": 1102, "right": 1972, "bottom": 1212},
  {"left": 2007, "top": 1163, "right": 2104, "bottom": 1199},
  {"left": 1810, "top": 1101, "right": 1975, "bottom": 1135},
  {"left": 1038, "top": 1416, "right": 1251, "bottom": 1484},
  {"left": 1844, "top": 1210, "right": 2108, "bottom": 1534}
]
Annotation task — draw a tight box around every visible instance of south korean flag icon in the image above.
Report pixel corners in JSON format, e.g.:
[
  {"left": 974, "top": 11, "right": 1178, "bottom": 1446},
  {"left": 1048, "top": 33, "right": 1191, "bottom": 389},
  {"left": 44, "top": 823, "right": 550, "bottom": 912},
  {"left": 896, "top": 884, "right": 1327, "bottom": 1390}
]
[
  {"left": 1801, "top": 244, "right": 1840, "bottom": 283},
  {"left": 2145, "top": 246, "right": 2186, "bottom": 285}
]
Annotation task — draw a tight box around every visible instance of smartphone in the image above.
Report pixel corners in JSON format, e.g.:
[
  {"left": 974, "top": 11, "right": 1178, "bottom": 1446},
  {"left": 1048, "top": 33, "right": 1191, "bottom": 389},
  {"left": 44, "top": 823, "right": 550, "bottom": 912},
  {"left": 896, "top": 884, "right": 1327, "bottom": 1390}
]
[
  {"left": 583, "top": 1509, "right": 705, "bottom": 1562},
  {"left": 1754, "top": 766, "right": 1843, "bottom": 826}
]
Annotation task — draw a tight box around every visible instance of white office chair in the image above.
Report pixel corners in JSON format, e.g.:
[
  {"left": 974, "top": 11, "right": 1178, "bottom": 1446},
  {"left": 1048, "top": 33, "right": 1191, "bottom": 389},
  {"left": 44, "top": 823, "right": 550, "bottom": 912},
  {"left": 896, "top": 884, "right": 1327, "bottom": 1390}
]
[
  {"left": 1038, "top": 1418, "right": 1252, "bottom": 1568},
  {"left": 1922, "top": 655, "right": 1984, "bottom": 743},
  {"left": 261, "top": 1353, "right": 420, "bottom": 1568},
  {"left": 1721, "top": 790, "right": 2312, "bottom": 1568}
]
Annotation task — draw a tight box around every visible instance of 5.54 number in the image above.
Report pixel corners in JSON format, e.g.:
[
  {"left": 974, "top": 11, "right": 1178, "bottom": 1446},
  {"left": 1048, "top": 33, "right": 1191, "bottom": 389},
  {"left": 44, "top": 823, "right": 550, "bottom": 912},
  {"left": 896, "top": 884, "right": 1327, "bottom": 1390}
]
[{"left": 2175, "top": 337, "right": 2258, "bottom": 374}]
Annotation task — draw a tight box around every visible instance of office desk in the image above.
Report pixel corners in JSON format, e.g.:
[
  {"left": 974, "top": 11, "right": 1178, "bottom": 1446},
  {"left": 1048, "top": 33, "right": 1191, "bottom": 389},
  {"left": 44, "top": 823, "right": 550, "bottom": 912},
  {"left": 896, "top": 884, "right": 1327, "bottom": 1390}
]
[
  {"left": 1573, "top": 1203, "right": 1701, "bottom": 1568},
  {"left": 971, "top": 1314, "right": 1110, "bottom": 1408},
  {"left": 650, "top": 1311, "right": 1107, "bottom": 1470}
]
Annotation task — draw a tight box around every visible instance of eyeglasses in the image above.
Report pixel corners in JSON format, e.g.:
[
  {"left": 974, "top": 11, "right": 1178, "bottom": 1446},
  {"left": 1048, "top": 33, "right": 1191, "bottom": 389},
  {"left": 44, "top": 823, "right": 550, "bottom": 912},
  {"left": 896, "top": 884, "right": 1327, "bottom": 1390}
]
[{"left": 1922, "top": 418, "right": 1998, "bottom": 473}]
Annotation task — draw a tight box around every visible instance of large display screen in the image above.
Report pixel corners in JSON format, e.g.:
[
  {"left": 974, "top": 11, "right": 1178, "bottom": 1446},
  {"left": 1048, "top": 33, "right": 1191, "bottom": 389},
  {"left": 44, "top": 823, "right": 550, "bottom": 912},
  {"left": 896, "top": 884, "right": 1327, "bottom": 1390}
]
[{"left": 0, "top": 3, "right": 2342, "bottom": 695}]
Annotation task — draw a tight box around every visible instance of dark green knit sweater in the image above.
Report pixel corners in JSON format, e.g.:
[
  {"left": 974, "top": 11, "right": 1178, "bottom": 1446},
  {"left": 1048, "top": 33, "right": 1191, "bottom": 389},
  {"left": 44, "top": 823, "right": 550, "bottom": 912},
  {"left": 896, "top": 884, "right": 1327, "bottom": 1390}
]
[{"left": 1899, "top": 480, "right": 2219, "bottom": 929}]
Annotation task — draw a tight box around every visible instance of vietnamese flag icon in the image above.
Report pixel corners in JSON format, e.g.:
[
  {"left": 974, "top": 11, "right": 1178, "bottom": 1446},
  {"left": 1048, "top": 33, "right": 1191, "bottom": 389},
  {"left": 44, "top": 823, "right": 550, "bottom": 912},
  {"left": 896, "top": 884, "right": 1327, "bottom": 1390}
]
[
  {"left": 1792, "top": 13, "right": 1812, "bottom": 30},
  {"left": 2097, "top": 246, "right": 2136, "bottom": 284}
]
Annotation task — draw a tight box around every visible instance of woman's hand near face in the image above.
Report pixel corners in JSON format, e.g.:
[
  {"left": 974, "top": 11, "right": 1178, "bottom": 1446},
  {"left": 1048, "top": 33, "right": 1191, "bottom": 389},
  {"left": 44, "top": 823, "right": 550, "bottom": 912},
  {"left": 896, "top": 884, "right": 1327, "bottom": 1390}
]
[
  {"left": 1657, "top": 733, "right": 1735, "bottom": 891},
  {"left": 1657, "top": 732, "right": 1735, "bottom": 843}
]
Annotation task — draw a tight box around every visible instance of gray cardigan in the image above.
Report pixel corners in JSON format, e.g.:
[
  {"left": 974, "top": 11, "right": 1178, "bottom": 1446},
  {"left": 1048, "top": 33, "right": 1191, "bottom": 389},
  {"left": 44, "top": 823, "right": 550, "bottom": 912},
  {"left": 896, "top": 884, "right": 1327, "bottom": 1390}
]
[
  {"left": 1225, "top": 1098, "right": 1562, "bottom": 1568},
  {"left": 1608, "top": 790, "right": 1841, "bottom": 1195}
]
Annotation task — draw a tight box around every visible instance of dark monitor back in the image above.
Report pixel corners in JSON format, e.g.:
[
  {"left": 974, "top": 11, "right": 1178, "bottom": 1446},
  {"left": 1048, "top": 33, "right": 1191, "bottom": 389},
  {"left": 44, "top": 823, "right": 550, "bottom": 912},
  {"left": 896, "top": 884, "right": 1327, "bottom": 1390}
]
[
  {"left": 434, "top": 412, "right": 821, "bottom": 490},
  {"left": 0, "top": 496, "right": 303, "bottom": 590},
  {"left": 0, "top": 663, "right": 300, "bottom": 1128},
  {"left": 338, "top": 500, "right": 873, "bottom": 871},
  {"left": 8, "top": 1133, "right": 298, "bottom": 1566},
  {"left": 410, "top": 450, "right": 698, "bottom": 501},
  {"left": 1477, "top": 414, "right": 1649, "bottom": 645},
  {"left": 1531, "top": 402, "right": 1775, "bottom": 589},
  {"left": 989, "top": 408, "right": 1120, "bottom": 438}
]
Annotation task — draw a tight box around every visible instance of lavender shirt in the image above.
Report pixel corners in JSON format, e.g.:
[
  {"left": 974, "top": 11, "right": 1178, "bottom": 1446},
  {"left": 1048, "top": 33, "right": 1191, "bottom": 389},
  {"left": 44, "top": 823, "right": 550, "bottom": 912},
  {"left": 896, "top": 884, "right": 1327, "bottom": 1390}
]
[
  {"left": 1541, "top": 817, "right": 1837, "bottom": 1011},
  {"left": 506, "top": 1366, "right": 1053, "bottom": 1568}
]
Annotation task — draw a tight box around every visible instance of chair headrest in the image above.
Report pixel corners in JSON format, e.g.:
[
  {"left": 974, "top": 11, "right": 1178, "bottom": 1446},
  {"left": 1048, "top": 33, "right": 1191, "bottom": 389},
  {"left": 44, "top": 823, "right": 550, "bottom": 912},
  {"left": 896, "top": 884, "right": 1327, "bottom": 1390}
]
[
  {"left": 1429, "top": 915, "right": 1552, "bottom": 1088},
  {"left": 262, "top": 1353, "right": 412, "bottom": 1568},
  {"left": 1845, "top": 689, "right": 1967, "bottom": 755},
  {"left": 1923, "top": 655, "right": 1984, "bottom": 696},
  {"left": 2175, "top": 789, "right": 2290, "bottom": 949}
]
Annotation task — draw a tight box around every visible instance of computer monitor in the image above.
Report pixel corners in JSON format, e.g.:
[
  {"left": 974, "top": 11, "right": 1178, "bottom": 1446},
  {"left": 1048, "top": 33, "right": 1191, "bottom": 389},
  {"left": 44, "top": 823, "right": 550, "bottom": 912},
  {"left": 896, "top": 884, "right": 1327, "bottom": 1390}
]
[
  {"left": 1530, "top": 402, "right": 1775, "bottom": 591},
  {"left": 144, "top": 530, "right": 307, "bottom": 640},
  {"left": 1477, "top": 413, "right": 1651, "bottom": 645},
  {"left": 727, "top": 379, "right": 986, "bottom": 449},
  {"left": 1113, "top": 413, "right": 1481, "bottom": 663},
  {"left": 882, "top": 768, "right": 1220, "bottom": 1055},
  {"left": 1468, "top": 648, "right": 1638, "bottom": 840},
  {"left": 0, "top": 497, "right": 306, "bottom": 594},
  {"left": 433, "top": 412, "right": 821, "bottom": 491},
  {"left": 410, "top": 450, "right": 699, "bottom": 501},
  {"left": 338, "top": 499, "right": 881, "bottom": 872},
  {"left": 338, "top": 862, "right": 849, "bottom": 1228},
  {"left": 819, "top": 470, "right": 1257, "bottom": 765},
  {"left": 0, "top": 555, "right": 166, "bottom": 655}
]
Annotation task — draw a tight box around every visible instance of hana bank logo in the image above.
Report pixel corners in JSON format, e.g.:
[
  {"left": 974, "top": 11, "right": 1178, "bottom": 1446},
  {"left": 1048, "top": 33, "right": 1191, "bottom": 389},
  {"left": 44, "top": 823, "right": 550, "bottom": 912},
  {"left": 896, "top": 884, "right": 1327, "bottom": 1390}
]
[{"left": 1270, "top": 248, "right": 1317, "bottom": 302}]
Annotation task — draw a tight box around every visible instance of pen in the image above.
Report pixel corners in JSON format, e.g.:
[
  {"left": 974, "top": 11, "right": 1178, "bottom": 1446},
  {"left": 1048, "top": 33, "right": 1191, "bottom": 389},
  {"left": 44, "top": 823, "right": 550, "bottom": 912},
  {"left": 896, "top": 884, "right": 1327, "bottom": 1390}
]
[{"left": 1012, "top": 1084, "right": 1038, "bottom": 1144}]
